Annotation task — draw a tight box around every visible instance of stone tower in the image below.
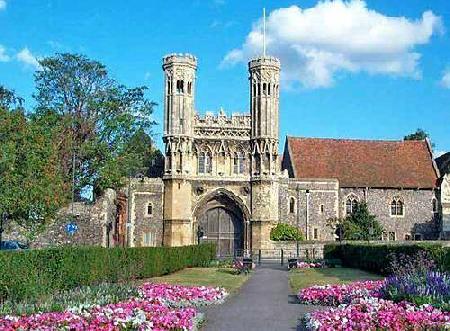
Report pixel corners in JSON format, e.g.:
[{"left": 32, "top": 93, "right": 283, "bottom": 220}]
[
  {"left": 249, "top": 56, "right": 281, "bottom": 249},
  {"left": 162, "top": 54, "right": 197, "bottom": 246}
]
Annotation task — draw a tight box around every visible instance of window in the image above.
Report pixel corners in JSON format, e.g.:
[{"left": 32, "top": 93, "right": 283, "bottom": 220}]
[
  {"left": 289, "top": 197, "right": 296, "bottom": 214},
  {"left": 346, "top": 197, "right": 358, "bottom": 215},
  {"left": 388, "top": 232, "right": 396, "bottom": 241},
  {"left": 198, "top": 152, "right": 212, "bottom": 174},
  {"left": 187, "top": 82, "right": 192, "bottom": 94},
  {"left": 233, "top": 153, "right": 245, "bottom": 175},
  {"left": 404, "top": 233, "right": 411, "bottom": 241},
  {"left": 176, "top": 80, "right": 184, "bottom": 93},
  {"left": 414, "top": 233, "right": 423, "bottom": 241},
  {"left": 390, "top": 197, "right": 404, "bottom": 216},
  {"left": 313, "top": 228, "right": 319, "bottom": 240},
  {"left": 320, "top": 204, "right": 325, "bottom": 214},
  {"left": 147, "top": 203, "right": 153, "bottom": 216},
  {"left": 142, "top": 232, "right": 155, "bottom": 247},
  {"left": 433, "top": 198, "right": 438, "bottom": 213}
]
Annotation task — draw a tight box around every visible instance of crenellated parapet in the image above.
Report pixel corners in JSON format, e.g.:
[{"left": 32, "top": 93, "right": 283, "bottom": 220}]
[{"left": 194, "top": 109, "right": 251, "bottom": 140}]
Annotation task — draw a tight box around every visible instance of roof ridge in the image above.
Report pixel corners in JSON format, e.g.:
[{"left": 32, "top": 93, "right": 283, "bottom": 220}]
[{"left": 286, "top": 135, "right": 427, "bottom": 144}]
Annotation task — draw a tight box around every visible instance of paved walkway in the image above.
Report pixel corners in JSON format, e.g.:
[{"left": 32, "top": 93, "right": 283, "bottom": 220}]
[{"left": 202, "top": 264, "right": 322, "bottom": 331}]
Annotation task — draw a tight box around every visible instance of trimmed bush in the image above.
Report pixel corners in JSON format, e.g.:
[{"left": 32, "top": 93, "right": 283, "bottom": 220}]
[
  {"left": 324, "top": 243, "right": 449, "bottom": 275},
  {"left": 270, "top": 223, "right": 304, "bottom": 241},
  {"left": 0, "top": 243, "right": 215, "bottom": 302}
]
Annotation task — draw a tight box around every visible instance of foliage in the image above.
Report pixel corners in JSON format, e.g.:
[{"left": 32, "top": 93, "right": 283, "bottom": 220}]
[
  {"left": 0, "top": 87, "right": 67, "bottom": 236},
  {"left": 324, "top": 243, "right": 448, "bottom": 275},
  {"left": 343, "top": 202, "right": 384, "bottom": 241},
  {"left": 404, "top": 128, "right": 435, "bottom": 149},
  {"left": 232, "top": 258, "right": 251, "bottom": 275},
  {"left": 0, "top": 283, "right": 138, "bottom": 316},
  {"left": 270, "top": 223, "right": 304, "bottom": 241},
  {"left": 33, "top": 53, "right": 158, "bottom": 197},
  {"left": 381, "top": 271, "right": 450, "bottom": 311},
  {"left": 0, "top": 243, "right": 216, "bottom": 303}
]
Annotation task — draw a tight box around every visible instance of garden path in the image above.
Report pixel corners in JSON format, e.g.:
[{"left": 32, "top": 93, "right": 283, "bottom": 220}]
[{"left": 201, "top": 263, "right": 323, "bottom": 331}]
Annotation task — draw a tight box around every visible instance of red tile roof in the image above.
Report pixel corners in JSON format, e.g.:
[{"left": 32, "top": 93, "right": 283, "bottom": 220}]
[{"left": 284, "top": 137, "right": 438, "bottom": 188}]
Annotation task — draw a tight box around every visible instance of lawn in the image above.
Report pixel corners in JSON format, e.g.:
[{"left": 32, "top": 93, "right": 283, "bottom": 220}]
[
  {"left": 289, "top": 267, "right": 383, "bottom": 293},
  {"left": 149, "top": 267, "right": 249, "bottom": 294}
]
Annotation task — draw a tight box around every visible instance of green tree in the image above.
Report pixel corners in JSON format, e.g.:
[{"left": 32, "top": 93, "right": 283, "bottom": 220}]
[
  {"left": 33, "top": 53, "right": 158, "bottom": 198},
  {"left": 0, "top": 87, "right": 67, "bottom": 239},
  {"left": 404, "top": 128, "right": 435, "bottom": 149},
  {"left": 344, "top": 202, "right": 383, "bottom": 241},
  {"left": 404, "top": 128, "right": 429, "bottom": 141}
]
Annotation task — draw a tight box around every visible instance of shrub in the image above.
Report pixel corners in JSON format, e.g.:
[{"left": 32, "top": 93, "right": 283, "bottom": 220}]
[
  {"left": 0, "top": 243, "right": 216, "bottom": 303},
  {"left": 270, "top": 223, "right": 304, "bottom": 241},
  {"left": 324, "top": 243, "right": 448, "bottom": 275}
]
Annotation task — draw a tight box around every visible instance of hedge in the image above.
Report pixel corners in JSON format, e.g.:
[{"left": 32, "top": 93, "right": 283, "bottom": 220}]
[
  {"left": 0, "top": 243, "right": 216, "bottom": 302},
  {"left": 324, "top": 243, "right": 450, "bottom": 275}
]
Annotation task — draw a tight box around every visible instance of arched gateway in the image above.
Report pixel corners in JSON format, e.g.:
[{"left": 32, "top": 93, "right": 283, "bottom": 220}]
[{"left": 193, "top": 189, "right": 249, "bottom": 257}]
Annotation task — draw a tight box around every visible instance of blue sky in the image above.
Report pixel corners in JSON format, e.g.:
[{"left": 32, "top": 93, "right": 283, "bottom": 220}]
[{"left": 0, "top": 0, "right": 449, "bottom": 154}]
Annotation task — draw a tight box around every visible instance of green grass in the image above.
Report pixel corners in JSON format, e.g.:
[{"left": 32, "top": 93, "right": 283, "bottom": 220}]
[
  {"left": 289, "top": 267, "right": 383, "bottom": 293},
  {"left": 149, "top": 267, "right": 249, "bottom": 294}
]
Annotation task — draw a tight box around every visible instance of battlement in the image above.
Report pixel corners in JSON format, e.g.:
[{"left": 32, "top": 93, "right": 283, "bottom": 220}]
[
  {"left": 248, "top": 56, "right": 280, "bottom": 70},
  {"left": 162, "top": 53, "right": 197, "bottom": 68},
  {"left": 194, "top": 109, "right": 251, "bottom": 128}
]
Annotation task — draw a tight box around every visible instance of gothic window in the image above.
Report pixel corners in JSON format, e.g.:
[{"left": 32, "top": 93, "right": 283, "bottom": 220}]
[
  {"left": 345, "top": 197, "right": 358, "bottom": 215},
  {"left": 167, "top": 81, "right": 172, "bottom": 94},
  {"left": 187, "top": 82, "right": 192, "bottom": 95},
  {"left": 263, "top": 83, "right": 267, "bottom": 95},
  {"left": 233, "top": 153, "right": 239, "bottom": 174},
  {"left": 390, "top": 197, "right": 404, "bottom": 216},
  {"left": 198, "top": 153, "right": 205, "bottom": 174},
  {"left": 432, "top": 198, "right": 438, "bottom": 213},
  {"left": 239, "top": 154, "right": 245, "bottom": 174},
  {"left": 268, "top": 83, "right": 271, "bottom": 96},
  {"left": 257, "top": 83, "right": 261, "bottom": 96},
  {"left": 147, "top": 203, "right": 153, "bottom": 216},
  {"left": 289, "top": 197, "right": 296, "bottom": 214},
  {"left": 176, "top": 80, "right": 184, "bottom": 93},
  {"left": 199, "top": 152, "right": 212, "bottom": 174},
  {"left": 233, "top": 153, "right": 245, "bottom": 175}
]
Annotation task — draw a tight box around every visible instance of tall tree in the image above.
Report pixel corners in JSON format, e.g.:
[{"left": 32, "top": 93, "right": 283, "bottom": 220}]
[
  {"left": 0, "top": 87, "right": 66, "bottom": 239},
  {"left": 33, "top": 53, "right": 157, "bottom": 198},
  {"left": 344, "top": 202, "right": 383, "bottom": 241}
]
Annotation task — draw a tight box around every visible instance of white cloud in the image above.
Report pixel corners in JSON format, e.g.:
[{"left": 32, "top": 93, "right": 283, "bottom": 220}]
[
  {"left": 0, "top": 1, "right": 6, "bottom": 10},
  {"left": 16, "top": 47, "right": 41, "bottom": 70},
  {"left": 441, "top": 69, "right": 450, "bottom": 89},
  {"left": 0, "top": 45, "right": 10, "bottom": 62},
  {"left": 222, "top": 0, "right": 443, "bottom": 88}
]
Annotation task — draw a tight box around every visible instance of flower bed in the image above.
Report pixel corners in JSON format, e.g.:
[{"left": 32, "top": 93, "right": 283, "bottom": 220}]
[
  {"left": 306, "top": 297, "right": 450, "bottom": 330},
  {"left": 296, "top": 261, "right": 326, "bottom": 269},
  {"left": 300, "top": 279, "right": 450, "bottom": 330},
  {"left": 0, "top": 283, "right": 228, "bottom": 330},
  {"left": 298, "top": 280, "right": 384, "bottom": 306}
]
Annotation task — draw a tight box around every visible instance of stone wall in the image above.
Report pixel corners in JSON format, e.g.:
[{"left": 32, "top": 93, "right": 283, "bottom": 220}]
[
  {"left": 127, "top": 178, "right": 164, "bottom": 247},
  {"left": 279, "top": 178, "right": 339, "bottom": 241},
  {"left": 3, "top": 189, "right": 117, "bottom": 248},
  {"left": 340, "top": 188, "right": 439, "bottom": 240}
]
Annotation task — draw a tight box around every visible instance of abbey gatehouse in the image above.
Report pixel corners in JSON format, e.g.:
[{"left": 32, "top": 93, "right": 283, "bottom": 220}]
[{"left": 8, "top": 53, "right": 450, "bottom": 254}]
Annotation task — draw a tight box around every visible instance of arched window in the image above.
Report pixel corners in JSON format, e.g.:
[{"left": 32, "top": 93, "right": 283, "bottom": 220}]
[
  {"left": 346, "top": 197, "right": 358, "bottom": 215},
  {"left": 187, "top": 82, "right": 192, "bottom": 94},
  {"left": 233, "top": 152, "right": 245, "bottom": 175},
  {"left": 268, "top": 83, "right": 271, "bottom": 96},
  {"left": 176, "top": 80, "right": 184, "bottom": 93},
  {"left": 263, "top": 83, "right": 267, "bottom": 95},
  {"left": 198, "top": 152, "right": 206, "bottom": 174},
  {"left": 147, "top": 203, "right": 153, "bottom": 216},
  {"left": 390, "top": 197, "right": 404, "bottom": 216},
  {"left": 289, "top": 197, "right": 296, "bottom": 214}
]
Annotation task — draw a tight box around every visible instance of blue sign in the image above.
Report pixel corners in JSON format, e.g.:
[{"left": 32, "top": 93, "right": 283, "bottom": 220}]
[{"left": 65, "top": 222, "right": 79, "bottom": 236}]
